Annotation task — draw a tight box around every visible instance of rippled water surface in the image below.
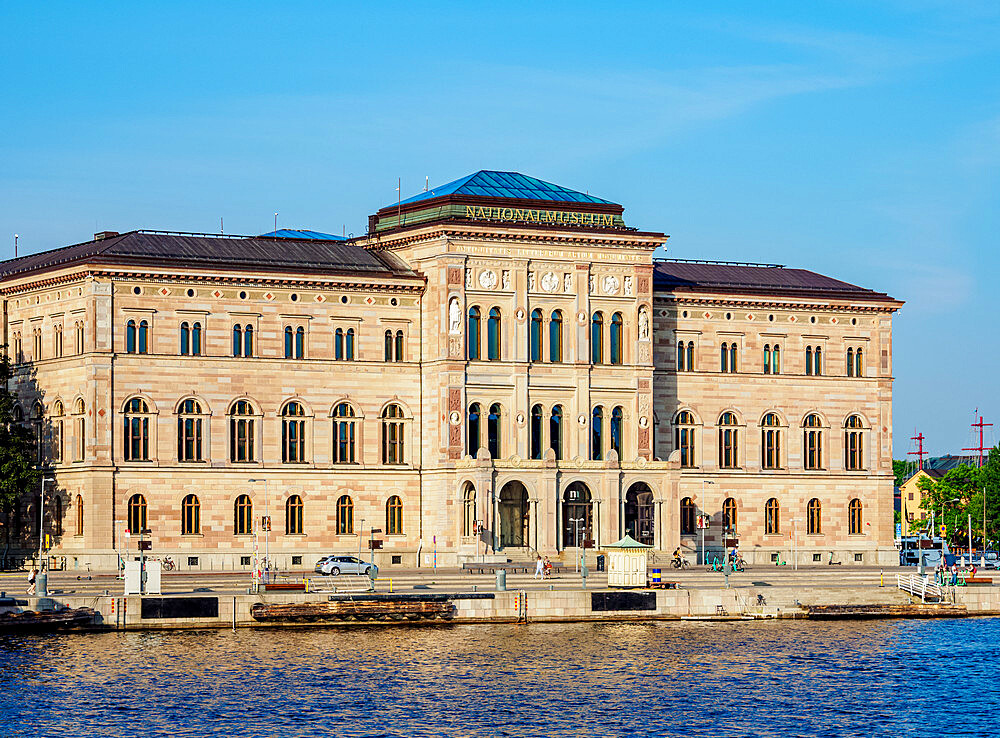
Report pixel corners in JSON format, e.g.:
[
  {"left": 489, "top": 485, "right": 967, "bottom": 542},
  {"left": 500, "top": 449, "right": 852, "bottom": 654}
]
[{"left": 2, "top": 618, "right": 999, "bottom": 737}]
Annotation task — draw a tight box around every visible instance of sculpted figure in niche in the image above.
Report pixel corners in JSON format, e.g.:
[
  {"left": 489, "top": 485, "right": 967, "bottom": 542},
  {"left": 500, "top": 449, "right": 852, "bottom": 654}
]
[
  {"left": 638, "top": 306, "right": 649, "bottom": 340},
  {"left": 624, "top": 276, "right": 633, "bottom": 296},
  {"left": 528, "top": 272, "right": 536, "bottom": 291},
  {"left": 589, "top": 275, "right": 595, "bottom": 294},
  {"left": 465, "top": 268, "right": 472, "bottom": 288},
  {"left": 449, "top": 297, "right": 461, "bottom": 334},
  {"left": 563, "top": 273, "right": 572, "bottom": 293},
  {"left": 502, "top": 270, "right": 511, "bottom": 290}
]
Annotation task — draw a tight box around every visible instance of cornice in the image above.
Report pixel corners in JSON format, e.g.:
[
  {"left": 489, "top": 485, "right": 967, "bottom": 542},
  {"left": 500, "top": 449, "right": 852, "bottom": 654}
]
[
  {"left": 361, "top": 225, "right": 666, "bottom": 252},
  {"left": 653, "top": 293, "right": 901, "bottom": 313}
]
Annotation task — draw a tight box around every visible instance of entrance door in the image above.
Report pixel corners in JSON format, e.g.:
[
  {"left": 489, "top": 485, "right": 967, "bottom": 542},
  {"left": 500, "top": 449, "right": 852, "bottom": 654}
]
[
  {"left": 562, "top": 482, "right": 593, "bottom": 548},
  {"left": 499, "top": 481, "right": 529, "bottom": 548},
  {"left": 625, "top": 483, "right": 654, "bottom": 545}
]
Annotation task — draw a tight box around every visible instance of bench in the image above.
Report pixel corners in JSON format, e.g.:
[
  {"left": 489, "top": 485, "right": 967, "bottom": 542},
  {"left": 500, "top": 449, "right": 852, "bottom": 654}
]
[
  {"left": 963, "top": 577, "right": 993, "bottom": 586},
  {"left": 264, "top": 582, "right": 306, "bottom": 592}
]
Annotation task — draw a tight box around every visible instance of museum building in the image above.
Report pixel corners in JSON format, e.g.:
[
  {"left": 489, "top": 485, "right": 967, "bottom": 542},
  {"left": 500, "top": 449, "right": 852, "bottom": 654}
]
[{"left": 0, "top": 171, "right": 903, "bottom": 570}]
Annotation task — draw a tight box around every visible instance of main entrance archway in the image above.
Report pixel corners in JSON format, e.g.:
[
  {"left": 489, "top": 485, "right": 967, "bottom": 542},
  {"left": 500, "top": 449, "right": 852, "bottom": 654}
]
[
  {"left": 562, "top": 482, "right": 593, "bottom": 548},
  {"left": 498, "top": 481, "right": 529, "bottom": 548},
  {"left": 624, "top": 482, "right": 654, "bottom": 545}
]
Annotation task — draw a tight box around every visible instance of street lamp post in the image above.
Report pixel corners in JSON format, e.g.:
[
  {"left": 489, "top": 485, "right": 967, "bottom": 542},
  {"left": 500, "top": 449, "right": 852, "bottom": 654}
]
[
  {"left": 248, "top": 479, "right": 270, "bottom": 581},
  {"left": 358, "top": 518, "right": 366, "bottom": 562},
  {"left": 36, "top": 477, "right": 54, "bottom": 597},
  {"left": 570, "top": 517, "right": 583, "bottom": 572}
]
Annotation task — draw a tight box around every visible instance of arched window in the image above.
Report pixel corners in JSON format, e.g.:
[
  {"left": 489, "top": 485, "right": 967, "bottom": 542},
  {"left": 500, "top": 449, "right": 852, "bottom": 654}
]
[
  {"left": 234, "top": 494, "right": 253, "bottom": 535},
  {"left": 549, "top": 405, "right": 563, "bottom": 460},
  {"left": 675, "top": 410, "right": 696, "bottom": 468},
  {"left": 805, "top": 346, "right": 813, "bottom": 376},
  {"left": 530, "top": 404, "right": 543, "bottom": 460},
  {"left": 722, "top": 498, "right": 737, "bottom": 535},
  {"left": 384, "top": 330, "right": 393, "bottom": 361},
  {"left": 138, "top": 321, "right": 149, "bottom": 354},
  {"left": 529, "top": 309, "right": 542, "bottom": 362},
  {"left": 180, "top": 322, "right": 190, "bottom": 355},
  {"left": 804, "top": 414, "right": 823, "bottom": 470},
  {"left": 549, "top": 310, "right": 563, "bottom": 362},
  {"left": 53, "top": 496, "right": 63, "bottom": 536},
  {"left": 807, "top": 498, "right": 822, "bottom": 535},
  {"left": 234, "top": 324, "right": 253, "bottom": 357},
  {"left": 345, "top": 328, "right": 355, "bottom": 360},
  {"left": 680, "top": 497, "right": 695, "bottom": 535},
  {"left": 677, "top": 340, "right": 685, "bottom": 371},
  {"left": 286, "top": 495, "right": 303, "bottom": 535},
  {"left": 845, "top": 415, "right": 864, "bottom": 470},
  {"left": 487, "top": 403, "right": 501, "bottom": 459},
  {"left": 855, "top": 348, "right": 863, "bottom": 377},
  {"left": 51, "top": 401, "right": 64, "bottom": 464},
  {"left": 386, "top": 495, "right": 403, "bottom": 535},
  {"left": 75, "top": 321, "right": 85, "bottom": 354},
  {"left": 394, "top": 330, "right": 404, "bottom": 362},
  {"left": 381, "top": 404, "right": 405, "bottom": 464},
  {"left": 721, "top": 342, "right": 737, "bottom": 372},
  {"left": 847, "top": 348, "right": 855, "bottom": 377},
  {"left": 764, "top": 345, "right": 771, "bottom": 374},
  {"left": 467, "top": 306, "right": 481, "bottom": 360},
  {"left": 487, "top": 308, "right": 501, "bottom": 361},
  {"left": 467, "top": 403, "right": 481, "bottom": 457},
  {"left": 181, "top": 494, "right": 200, "bottom": 535},
  {"left": 229, "top": 400, "right": 256, "bottom": 462},
  {"left": 177, "top": 399, "right": 204, "bottom": 462},
  {"left": 462, "top": 484, "right": 476, "bottom": 537},
  {"left": 591, "top": 406, "right": 604, "bottom": 461},
  {"left": 591, "top": 312, "right": 604, "bottom": 364},
  {"left": 765, "top": 498, "right": 780, "bottom": 535},
  {"left": 123, "top": 398, "right": 150, "bottom": 462},
  {"left": 296, "top": 327, "right": 305, "bottom": 359},
  {"left": 610, "top": 406, "right": 623, "bottom": 458},
  {"left": 281, "top": 401, "right": 306, "bottom": 463},
  {"left": 126, "top": 320, "right": 137, "bottom": 353},
  {"left": 332, "top": 403, "right": 357, "bottom": 464},
  {"left": 718, "top": 412, "right": 739, "bottom": 469},
  {"left": 128, "top": 494, "right": 147, "bottom": 534},
  {"left": 54, "top": 325, "right": 63, "bottom": 358},
  {"left": 243, "top": 324, "right": 253, "bottom": 357},
  {"left": 73, "top": 399, "right": 86, "bottom": 461},
  {"left": 233, "top": 325, "right": 242, "bottom": 357},
  {"left": 191, "top": 322, "right": 202, "bottom": 355},
  {"left": 610, "top": 313, "right": 623, "bottom": 365},
  {"left": 814, "top": 346, "right": 823, "bottom": 375},
  {"left": 772, "top": 344, "right": 780, "bottom": 374},
  {"left": 285, "top": 326, "right": 294, "bottom": 358},
  {"left": 848, "top": 498, "right": 863, "bottom": 535},
  {"left": 75, "top": 494, "right": 83, "bottom": 536},
  {"left": 336, "top": 494, "right": 353, "bottom": 535},
  {"left": 335, "top": 328, "right": 344, "bottom": 360},
  {"left": 761, "top": 413, "right": 782, "bottom": 470}
]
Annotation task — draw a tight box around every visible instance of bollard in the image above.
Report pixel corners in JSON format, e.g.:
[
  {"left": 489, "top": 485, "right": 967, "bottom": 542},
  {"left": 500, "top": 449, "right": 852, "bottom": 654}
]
[
  {"left": 389, "top": 578, "right": 393, "bottom": 594},
  {"left": 496, "top": 568, "right": 507, "bottom": 592},
  {"left": 581, "top": 564, "right": 589, "bottom": 589},
  {"left": 880, "top": 569, "right": 884, "bottom": 588},
  {"left": 36, "top": 572, "right": 48, "bottom": 598}
]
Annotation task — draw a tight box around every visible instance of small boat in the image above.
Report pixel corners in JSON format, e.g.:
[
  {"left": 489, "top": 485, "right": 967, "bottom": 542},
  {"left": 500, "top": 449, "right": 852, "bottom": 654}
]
[{"left": 0, "top": 607, "right": 97, "bottom": 633}]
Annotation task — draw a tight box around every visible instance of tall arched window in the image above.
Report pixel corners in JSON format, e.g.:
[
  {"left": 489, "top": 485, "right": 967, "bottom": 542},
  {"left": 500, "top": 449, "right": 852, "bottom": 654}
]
[
  {"left": 234, "top": 494, "right": 252, "bottom": 535},
  {"left": 677, "top": 340, "right": 686, "bottom": 370},
  {"left": 332, "top": 403, "right": 357, "bottom": 463},
  {"left": 75, "top": 321, "right": 85, "bottom": 354},
  {"left": 51, "top": 400, "right": 64, "bottom": 464},
  {"left": 674, "top": 410, "right": 696, "bottom": 468},
  {"left": 138, "top": 321, "right": 149, "bottom": 354},
  {"left": 394, "top": 330, "right": 404, "bottom": 362},
  {"left": 74, "top": 494, "right": 83, "bottom": 536},
  {"left": 123, "top": 398, "right": 150, "bottom": 461},
  {"left": 467, "top": 306, "right": 481, "bottom": 360},
  {"left": 384, "top": 330, "right": 393, "bottom": 361},
  {"left": 381, "top": 404, "right": 405, "bottom": 464},
  {"left": 191, "top": 322, "right": 202, "bottom": 356},
  {"left": 462, "top": 484, "right": 476, "bottom": 537},
  {"left": 805, "top": 346, "right": 813, "bottom": 376},
  {"left": 233, "top": 325, "right": 242, "bottom": 357},
  {"left": 854, "top": 348, "right": 863, "bottom": 377},
  {"left": 177, "top": 399, "right": 204, "bottom": 462},
  {"left": 610, "top": 313, "right": 623, "bottom": 365},
  {"left": 845, "top": 415, "right": 864, "bottom": 470},
  {"left": 549, "top": 405, "right": 563, "bottom": 460},
  {"left": 128, "top": 494, "right": 147, "bottom": 534},
  {"left": 807, "top": 498, "right": 822, "bottom": 535},
  {"left": 610, "top": 406, "right": 623, "bottom": 458},
  {"left": 181, "top": 494, "right": 200, "bottom": 535},
  {"left": 126, "top": 320, "right": 137, "bottom": 353},
  {"left": 233, "top": 324, "right": 253, "bottom": 357},
  {"left": 467, "top": 403, "right": 481, "bottom": 457},
  {"left": 336, "top": 494, "right": 354, "bottom": 535},
  {"left": 229, "top": 400, "right": 256, "bottom": 462},
  {"left": 764, "top": 345, "right": 771, "bottom": 374},
  {"left": 591, "top": 312, "right": 604, "bottom": 364},
  {"left": 281, "top": 401, "right": 306, "bottom": 463},
  {"left": 765, "top": 498, "right": 779, "bottom": 535},
  {"left": 549, "top": 310, "right": 563, "bottom": 362},
  {"left": 487, "top": 403, "right": 501, "bottom": 459},
  {"left": 530, "top": 404, "right": 543, "bottom": 460},
  {"left": 814, "top": 346, "right": 823, "bottom": 375},
  {"left": 721, "top": 342, "right": 737, "bottom": 372},
  {"left": 591, "top": 406, "right": 604, "bottom": 461},
  {"left": 761, "top": 413, "right": 782, "bottom": 470},
  {"left": 335, "top": 328, "right": 344, "bottom": 360},
  {"left": 804, "top": 414, "right": 823, "bottom": 470},
  {"left": 243, "top": 324, "right": 253, "bottom": 357},
  {"left": 722, "top": 498, "right": 737, "bottom": 535},
  {"left": 73, "top": 399, "right": 86, "bottom": 461},
  {"left": 286, "top": 495, "right": 303, "bottom": 535},
  {"left": 680, "top": 497, "right": 695, "bottom": 535},
  {"left": 180, "top": 322, "right": 191, "bottom": 355},
  {"left": 771, "top": 344, "right": 780, "bottom": 374},
  {"left": 285, "top": 326, "right": 294, "bottom": 358},
  {"left": 53, "top": 496, "right": 63, "bottom": 536},
  {"left": 529, "top": 309, "right": 542, "bottom": 362},
  {"left": 345, "top": 328, "right": 355, "bottom": 360},
  {"left": 686, "top": 341, "right": 695, "bottom": 370},
  {"left": 718, "top": 412, "right": 739, "bottom": 468},
  {"left": 847, "top": 348, "right": 855, "bottom": 377},
  {"left": 487, "top": 308, "right": 501, "bottom": 361},
  {"left": 54, "top": 325, "right": 63, "bottom": 358},
  {"left": 386, "top": 495, "right": 403, "bottom": 535},
  {"left": 296, "top": 327, "right": 305, "bottom": 359},
  {"left": 848, "top": 498, "right": 863, "bottom": 535}
]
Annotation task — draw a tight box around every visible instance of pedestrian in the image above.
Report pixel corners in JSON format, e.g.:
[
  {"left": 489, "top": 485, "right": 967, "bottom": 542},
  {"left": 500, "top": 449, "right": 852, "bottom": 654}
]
[
  {"left": 26, "top": 568, "right": 37, "bottom": 596},
  {"left": 950, "top": 563, "right": 958, "bottom": 586},
  {"left": 543, "top": 556, "right": 552, "bottom": 579},
  {"left": 534, "top": 555, "right": 544, "bottom": 580}
]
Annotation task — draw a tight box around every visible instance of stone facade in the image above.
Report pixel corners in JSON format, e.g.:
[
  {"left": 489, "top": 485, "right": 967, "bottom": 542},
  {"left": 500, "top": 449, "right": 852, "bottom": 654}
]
[{"left": 0, "top": 173, "right": 902, "bottom": 571}]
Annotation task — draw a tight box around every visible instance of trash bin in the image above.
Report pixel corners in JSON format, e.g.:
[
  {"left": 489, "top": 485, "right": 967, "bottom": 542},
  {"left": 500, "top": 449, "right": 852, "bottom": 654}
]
[
  {"left": 495, "top": 568, "right": 507, "bottom": 592},
  {"left": 596, "top": 554, "right": 606, "bottom": 572}
]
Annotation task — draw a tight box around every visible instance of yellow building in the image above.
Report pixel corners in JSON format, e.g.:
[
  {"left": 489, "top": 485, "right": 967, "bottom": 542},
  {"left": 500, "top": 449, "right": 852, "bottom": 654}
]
[{"left": 0, "top": 171, "right": 903, "bottom": 570}]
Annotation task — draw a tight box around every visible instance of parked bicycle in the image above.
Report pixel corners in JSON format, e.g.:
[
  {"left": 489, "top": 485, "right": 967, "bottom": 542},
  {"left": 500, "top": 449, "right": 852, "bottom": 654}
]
[{"left": 159, "top": 556, "right": 176, "bottom": 571}]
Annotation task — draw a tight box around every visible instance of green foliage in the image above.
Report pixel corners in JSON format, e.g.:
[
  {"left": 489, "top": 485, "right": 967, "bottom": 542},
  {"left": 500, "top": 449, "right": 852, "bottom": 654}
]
[
  {"left": 916, "top": 450, "right": 1000, "bottom": 549},
  {"left": 0, "top": 354, "right": 40, "bottom": 513},
  {"left": 893, "top": 459, "right": 915, "bottom": 488}
]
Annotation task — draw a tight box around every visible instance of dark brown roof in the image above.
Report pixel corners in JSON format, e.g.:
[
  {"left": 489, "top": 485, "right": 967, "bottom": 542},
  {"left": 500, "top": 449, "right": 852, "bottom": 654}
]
[
  {"left": 653, "top": 260, "right": 896, "bottom": 302},
  {"left": 0, "top": 231, "right": 419, "bottom": 281}
]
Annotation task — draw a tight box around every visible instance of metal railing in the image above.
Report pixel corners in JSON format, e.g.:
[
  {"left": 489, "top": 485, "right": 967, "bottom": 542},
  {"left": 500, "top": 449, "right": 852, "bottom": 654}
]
[{"left": 896, "top": 574, "right": 944, "bottom": 603}]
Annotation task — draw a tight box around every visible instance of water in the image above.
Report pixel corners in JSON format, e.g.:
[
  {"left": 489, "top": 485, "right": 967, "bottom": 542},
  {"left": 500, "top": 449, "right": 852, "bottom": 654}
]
[{"left": 2, "top": 618, "right": 999, "bottom": 737}]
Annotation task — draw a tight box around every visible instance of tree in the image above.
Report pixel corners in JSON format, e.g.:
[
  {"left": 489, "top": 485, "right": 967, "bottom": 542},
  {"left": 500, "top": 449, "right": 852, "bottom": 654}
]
[
  {"left": 893, "top": 459, "right": 913, "bottom": 488},
  {"left": 972, "top": 445, "right": 1000, "bottom": 549},
  {"left": 917, "top": 465, "right": 980, "bottom": 547},
  {"left": 0, "top": 353, "right": 41, "bottom": 562}
]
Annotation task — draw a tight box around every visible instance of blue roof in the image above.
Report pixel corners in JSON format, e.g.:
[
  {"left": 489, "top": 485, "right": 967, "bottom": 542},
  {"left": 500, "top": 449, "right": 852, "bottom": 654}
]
[
  {"left": 259, "top": 229, "right": 346, "bottom": 241},
  {"left": 397, "top": 171, "right": 615, "bottom": 207}
]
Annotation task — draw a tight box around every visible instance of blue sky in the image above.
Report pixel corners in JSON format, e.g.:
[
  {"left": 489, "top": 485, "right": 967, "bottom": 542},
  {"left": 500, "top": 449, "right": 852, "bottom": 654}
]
[{"left": 1, "top": 1, "right": 997, "bottom": 457}]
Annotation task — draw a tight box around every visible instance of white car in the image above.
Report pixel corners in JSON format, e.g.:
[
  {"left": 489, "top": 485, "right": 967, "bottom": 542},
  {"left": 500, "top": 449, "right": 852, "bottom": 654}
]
[{"left": 315, "top": 555, "right": 377, "bottom": 577}]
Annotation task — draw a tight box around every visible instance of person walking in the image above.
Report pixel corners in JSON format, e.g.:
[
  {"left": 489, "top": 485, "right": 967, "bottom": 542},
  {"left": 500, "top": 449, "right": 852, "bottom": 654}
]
[
  {"left": 26, "top": 568, "right": 38, "bottom": 596},
  {"left": 534, "top": 555, "right": 544, "bottom": 580},
  {"left": 542, "top": 556, "right": 552, "bottom": 580}
]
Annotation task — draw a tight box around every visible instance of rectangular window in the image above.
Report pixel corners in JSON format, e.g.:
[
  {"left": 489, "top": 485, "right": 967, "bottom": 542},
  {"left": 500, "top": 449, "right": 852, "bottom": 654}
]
[{"left": 187, "top": 556, "right": 199, "bottom": 567}]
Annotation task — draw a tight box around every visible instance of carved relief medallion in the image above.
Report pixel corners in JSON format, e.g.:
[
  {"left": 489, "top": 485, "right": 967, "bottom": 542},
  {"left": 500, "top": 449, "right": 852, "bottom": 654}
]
[
  {"left": 479, "top": 270, "right": 498, "bottom": 289},
  {"left": 602, "top": 275, "right": 620, "bottom": 295},
  {"left": 540, "top": 271, "right": 559, "bottom": 293}
]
